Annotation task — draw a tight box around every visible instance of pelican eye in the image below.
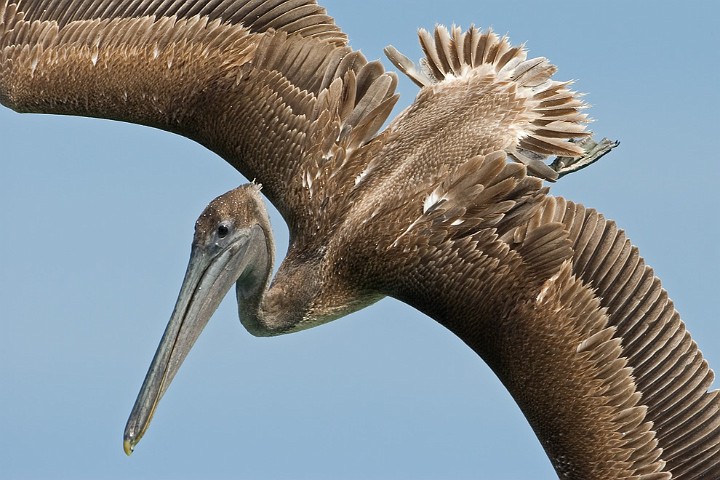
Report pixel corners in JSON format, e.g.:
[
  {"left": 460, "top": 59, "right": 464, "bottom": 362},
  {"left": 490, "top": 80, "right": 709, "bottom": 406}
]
[{"left": 217, "top": 224, "right": 230, "bottom": 239}]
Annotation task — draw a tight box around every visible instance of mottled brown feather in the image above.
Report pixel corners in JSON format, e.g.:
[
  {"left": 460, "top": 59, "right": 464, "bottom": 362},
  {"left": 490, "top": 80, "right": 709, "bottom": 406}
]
[
  {"left": 357, "top": 151, "right": 719, "bottom": 478},
  {"left": 0, "top": 0, "right": 397, "bottom": 227},
  {"left": 15, "top": 0, "right": 346, "bottom": 43},
  {"left": 534, "top": 197, "right": 720, "bottom": 478},
  {"left": 386, "top": 25, "right": 590, "bottom": 181}
]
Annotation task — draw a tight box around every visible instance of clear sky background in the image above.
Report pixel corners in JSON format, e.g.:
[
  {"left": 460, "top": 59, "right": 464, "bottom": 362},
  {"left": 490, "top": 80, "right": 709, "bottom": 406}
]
[{"left": 1, "top": 1, "right": 718, "bottom": 479}]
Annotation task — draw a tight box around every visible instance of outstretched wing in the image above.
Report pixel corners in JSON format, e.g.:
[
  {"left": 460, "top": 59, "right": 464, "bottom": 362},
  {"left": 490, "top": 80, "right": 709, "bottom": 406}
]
[
  {"left": 378, "top": 151, "right": 719, "bottom": 478},
  {"left": 548, "top": 198, "right": 720, "bottom": 479},
  {"left": 0, "top": 0, "right": 398, "bottom": 224}
]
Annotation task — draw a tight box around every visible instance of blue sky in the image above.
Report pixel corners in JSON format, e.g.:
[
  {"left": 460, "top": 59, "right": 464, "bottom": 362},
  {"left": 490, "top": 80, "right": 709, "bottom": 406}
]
[{"left": 1, "top": 1, "right": 718, "bottom": 479}]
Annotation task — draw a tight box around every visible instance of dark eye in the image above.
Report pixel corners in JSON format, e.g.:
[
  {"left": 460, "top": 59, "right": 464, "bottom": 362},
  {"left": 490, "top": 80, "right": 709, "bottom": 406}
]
[{"left": 217, "top": 224, "right": 230, "bottom": 238}]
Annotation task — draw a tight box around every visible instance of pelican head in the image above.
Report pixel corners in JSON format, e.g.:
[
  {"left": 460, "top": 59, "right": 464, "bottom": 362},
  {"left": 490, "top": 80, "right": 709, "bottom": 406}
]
[
  {"left": 123, "top": 183, "right": 277, "bottom": 454},
  {"left": 123, "top": 181, "right": 381, "bottom": 455}
]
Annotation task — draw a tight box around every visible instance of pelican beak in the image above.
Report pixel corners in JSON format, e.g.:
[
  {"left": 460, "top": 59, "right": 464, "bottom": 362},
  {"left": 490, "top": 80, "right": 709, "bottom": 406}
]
[{"left": 123, "top": 226, "right": 262, "bottom": 455}]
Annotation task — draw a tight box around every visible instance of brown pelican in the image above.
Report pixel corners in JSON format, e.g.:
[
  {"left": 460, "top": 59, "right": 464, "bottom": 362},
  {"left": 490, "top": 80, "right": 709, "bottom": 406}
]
[{"left": 1, "top": 1, "right": 718, "bottom": 478}]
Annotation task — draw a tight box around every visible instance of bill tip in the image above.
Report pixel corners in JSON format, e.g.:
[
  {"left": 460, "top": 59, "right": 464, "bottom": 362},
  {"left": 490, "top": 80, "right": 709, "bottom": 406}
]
[{"left": 123, "top": 438, "right": 135, "bottom": 456}]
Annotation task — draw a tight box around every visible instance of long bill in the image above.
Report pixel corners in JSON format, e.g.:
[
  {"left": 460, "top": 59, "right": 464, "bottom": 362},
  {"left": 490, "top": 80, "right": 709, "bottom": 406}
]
[{"left": 123, "top": 227, "right": 264, "bottom": 455}]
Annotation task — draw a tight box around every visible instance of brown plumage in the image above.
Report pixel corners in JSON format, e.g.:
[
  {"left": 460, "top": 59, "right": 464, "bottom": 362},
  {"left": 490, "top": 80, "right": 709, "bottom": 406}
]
[{"left": 1, "top": 1, "right": 717, "bottom": 478}]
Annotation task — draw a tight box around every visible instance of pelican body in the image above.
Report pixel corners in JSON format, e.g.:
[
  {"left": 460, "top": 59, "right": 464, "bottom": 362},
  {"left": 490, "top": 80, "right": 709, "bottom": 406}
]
[{"left": 1, "top": 1, "right": 718, "bottom": 478}]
